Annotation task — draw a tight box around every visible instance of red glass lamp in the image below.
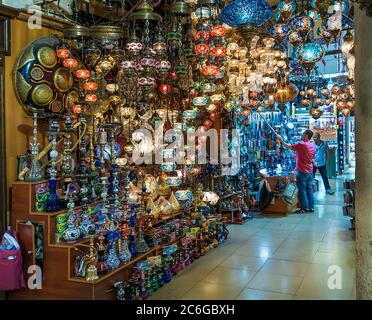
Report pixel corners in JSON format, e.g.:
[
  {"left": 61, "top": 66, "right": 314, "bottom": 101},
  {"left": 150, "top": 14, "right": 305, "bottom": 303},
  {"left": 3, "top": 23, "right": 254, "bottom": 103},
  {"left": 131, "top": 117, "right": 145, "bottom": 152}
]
[
  {"left": 63, "top": 58, "right": 78, "bottom": 69},
  {"left": 83, "top": 81, "right": 98, "bottom": 91}
]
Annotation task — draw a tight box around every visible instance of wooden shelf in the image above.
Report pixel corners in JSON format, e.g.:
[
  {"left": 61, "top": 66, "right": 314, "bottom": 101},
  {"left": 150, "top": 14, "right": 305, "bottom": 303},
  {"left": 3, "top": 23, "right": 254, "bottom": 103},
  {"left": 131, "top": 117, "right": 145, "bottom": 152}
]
[
  {"left": 10, "top": 180, "right": 223, "bottom": 299},
  {"left": 220, "top": 208, "right": 240, "bottom": 212},
  {"left": 68, "top": 235, "right": 185, "bottom": 285},
  {"left": 68, "top": 247, "right": 158, "bottom": 284},
  {"left": 218, "top": 193, "right": 237, "bottom": 200},
  {"left": 31, "top": 200, "right": 102, "bottom": 217}
]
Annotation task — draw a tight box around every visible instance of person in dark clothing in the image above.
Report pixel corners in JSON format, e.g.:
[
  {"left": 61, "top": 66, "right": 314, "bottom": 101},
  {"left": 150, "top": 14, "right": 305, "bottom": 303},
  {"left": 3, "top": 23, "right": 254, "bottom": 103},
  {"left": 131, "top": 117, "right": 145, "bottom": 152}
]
[{"left": 312, "top": 133, "right": 334, "bottom": 195}]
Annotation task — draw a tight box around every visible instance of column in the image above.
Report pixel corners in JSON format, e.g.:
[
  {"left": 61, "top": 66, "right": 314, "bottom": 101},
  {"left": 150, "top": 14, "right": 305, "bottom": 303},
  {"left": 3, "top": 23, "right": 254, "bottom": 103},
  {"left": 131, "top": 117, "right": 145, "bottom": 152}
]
[{"left": 355, "top": 5, "right": 372, "bottom": 300}]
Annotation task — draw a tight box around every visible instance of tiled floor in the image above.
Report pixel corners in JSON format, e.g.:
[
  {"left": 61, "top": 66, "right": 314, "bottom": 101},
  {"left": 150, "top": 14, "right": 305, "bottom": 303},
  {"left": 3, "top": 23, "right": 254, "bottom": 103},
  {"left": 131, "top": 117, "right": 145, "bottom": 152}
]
[{"left": 150, "top": 170, "right": 356, "bottom": 300}]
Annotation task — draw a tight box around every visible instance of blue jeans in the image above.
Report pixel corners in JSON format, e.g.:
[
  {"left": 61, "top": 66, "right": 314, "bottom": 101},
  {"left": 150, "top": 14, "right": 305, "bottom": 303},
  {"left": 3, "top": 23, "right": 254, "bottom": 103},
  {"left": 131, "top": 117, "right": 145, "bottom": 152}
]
[
  {"left": 296, "top": 171, "right": 314, "bottom": 210},
  {"left": 313, "top": 165, "right": 331, "bottom": 190}
]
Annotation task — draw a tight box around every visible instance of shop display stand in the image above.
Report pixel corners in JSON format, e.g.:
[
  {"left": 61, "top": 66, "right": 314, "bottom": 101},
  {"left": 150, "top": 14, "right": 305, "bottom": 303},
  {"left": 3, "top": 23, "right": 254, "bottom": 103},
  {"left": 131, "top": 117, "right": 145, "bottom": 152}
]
[
  {"left": 337, "top": 116, "right": 346, "bottom": 174},
  {"left": 343, "top": 179, "right": 355, "bottom": 230},
  {"left": 259, "top": 173, "right": 298, "bottom": 215},
  {"left": 212, "top": 174, "right": 251, "bottom": 225},
  {"left": 9, "top": 180, "right": 222, "bottom": 299}
]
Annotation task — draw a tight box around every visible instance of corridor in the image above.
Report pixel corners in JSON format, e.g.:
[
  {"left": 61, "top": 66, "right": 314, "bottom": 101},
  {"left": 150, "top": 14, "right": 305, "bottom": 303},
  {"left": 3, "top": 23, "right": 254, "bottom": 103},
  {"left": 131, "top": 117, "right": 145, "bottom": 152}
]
[{"left": 150, "top": 170, "right": 356, "bottom": 300}]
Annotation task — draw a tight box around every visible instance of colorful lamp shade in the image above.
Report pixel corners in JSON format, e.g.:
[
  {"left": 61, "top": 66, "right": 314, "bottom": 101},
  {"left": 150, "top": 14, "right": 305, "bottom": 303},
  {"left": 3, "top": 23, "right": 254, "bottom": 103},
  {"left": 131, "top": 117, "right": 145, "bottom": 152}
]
[
  {"left": 201, "top": 64, "right": 219, "bottom": 77},
  {"left": 165, "top": 176, "right": 183, "bottom": 187},
  {"left": 72, "top": 104, "right": 82, "bottom": 114},
  {"left": 319, "top": 25, "right": 333, "bottom": 46},
  {"left": 298, "top": 42, "right": 324, "bottom": 74},
  {"left": 290, "top": 15, "right": 314, "bottom": 38},
  {"left": 298, "top": 42, "right": 324, "bottom": 62},
  {"left": 193, "top": 96, "right": 209, "bottom": 107},
  {"left": 76, "top": 69, "right": 91, "bottom": 79},
  {"left": 160, "top": 163, "right": 177, "bottom": 172},
  {"left": 83, "top": 81, "right": 98, "bottom": 91},
  {"left": 56, "top": 48, "right": 70, "bottom": 59},
  {"left": 221, "top": 0, "right": 273, "bottom": 28},
  {"left": 195, "top": 43, "right": 210, "bottom": 56},
  {"left": 63, "top": 58, "right": 78, "bottom": 69},
  {"left": 210, "top": 25, "right": 226, "bottom": 38},
  {"left": 159, "top": 84, "right": 172, "bottom": 95},
  {"left": 277, "top": 0, "right": 296, "bottom": 14},
  {"left": 274, "top": 83, "right": 299, "bottom": 103},
  {"left": 175, "top": 190, "right": 193, "bottom": 201},
  {"left": 194, "top": 30, "right": 210, "bottom": 41},
  {"left": 85, "top": 94, "right": 97, "bottom": 103},
  {"left": 194, "top": 7, "right": 211, "bottom": 19},
  {"left": 270, "top": 24, "right": 290, "bottom": 40},
  {"left": 182, "top": 109, "right": 199, "bottom": 120},
  {"left": 289, "top": 31, "right": 302, "bottom": 46},
  {"left": 310, "top": 107, "right": 323, "bottom": 119},
  {"left": 273, "top": 0, "right": 296, "bottom": 23},
  {"left": 211, "top": 47, "right": 227, "bottom": 58},
  {"left": 202, "top": 191, "right": 220, "bottom": 205}
]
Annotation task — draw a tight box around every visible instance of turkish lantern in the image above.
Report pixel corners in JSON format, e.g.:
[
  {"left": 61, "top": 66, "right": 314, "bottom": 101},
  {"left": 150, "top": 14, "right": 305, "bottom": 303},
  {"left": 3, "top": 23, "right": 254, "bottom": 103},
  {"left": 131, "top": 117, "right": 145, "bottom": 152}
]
[
  {"left": 63, "top": 58, "right": 78, "bottom": 69},
  {"left": 201, "top": 64, "right": 219, "bottom": 77},
  {"left": 195, "top": 43, "right": 210, "bottom": 56},
  {"left": 210, "top": 25, "right": 226, "bottom": 37},
  {"left": 56, "top": 48, "right": 70, "bottom": 59},
  {"left": 194, "top": 31, "right": 209, "bottom": 41},
  {"left": 85, "top": 94, "right": 97, "bottom": 103},
  {"left": 76, "top": 69, "right": 91, "bottom": 79},
  {"left": 336, "top": 99, "right": 346, "bottom": 110},
  {"left": 159, "top": 84, "right": 172, "bottom": 95},
  {"left": 211, "top": 47, "right": 227, "bottom": 58},
  {"left": 83, "top": 81, "right": 98, "bottom": 91},
  {"left": 341, "top": 107, "right": 351, "bottom": 116}
]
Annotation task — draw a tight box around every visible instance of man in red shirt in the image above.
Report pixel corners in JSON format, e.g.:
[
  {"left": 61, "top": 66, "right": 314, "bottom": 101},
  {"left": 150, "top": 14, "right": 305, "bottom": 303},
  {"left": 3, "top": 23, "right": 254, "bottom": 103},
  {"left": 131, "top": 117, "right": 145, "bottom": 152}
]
[{"left": 279, "top": 129, "right": 316, "bottom": 213}]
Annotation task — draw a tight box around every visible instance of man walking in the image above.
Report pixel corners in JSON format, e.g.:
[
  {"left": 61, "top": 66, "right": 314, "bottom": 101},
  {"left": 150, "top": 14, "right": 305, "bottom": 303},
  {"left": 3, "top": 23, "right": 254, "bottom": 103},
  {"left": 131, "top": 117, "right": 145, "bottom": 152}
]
[
  {"left": 313, "top": 132, "right": 335, "bottom": 195},
  {"left": 279, "top": 129, "right": 316, "bottom": 213}
]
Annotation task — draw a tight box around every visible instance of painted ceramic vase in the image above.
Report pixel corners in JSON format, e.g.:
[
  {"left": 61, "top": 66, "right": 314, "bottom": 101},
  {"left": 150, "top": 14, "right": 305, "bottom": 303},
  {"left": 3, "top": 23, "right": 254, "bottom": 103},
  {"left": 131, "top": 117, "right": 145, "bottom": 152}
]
[
  {"left": 62, "top": 221, "right": 80, "bottom": 242},
  {"left": 118, "top": 237, "right": 132, "bottom": 263}
]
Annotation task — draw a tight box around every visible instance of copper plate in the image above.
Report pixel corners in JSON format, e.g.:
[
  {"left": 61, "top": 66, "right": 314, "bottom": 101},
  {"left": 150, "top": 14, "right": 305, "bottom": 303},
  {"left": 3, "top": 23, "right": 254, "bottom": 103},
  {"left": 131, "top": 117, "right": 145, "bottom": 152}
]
[
  {"left": 37, "top": 46, "right": 57, "bottom": 68},
  {"left": 30, "top": 67, "right": 44, "bottom": 81},
  {"left": 31, "top": 84, "right": 53, "bottom": 106},
  {"left": 51, "top": 100, "right": 63, "bottom": 113},
  {"left": 53, "top": 67, "right": 73, "bottom": 92}
]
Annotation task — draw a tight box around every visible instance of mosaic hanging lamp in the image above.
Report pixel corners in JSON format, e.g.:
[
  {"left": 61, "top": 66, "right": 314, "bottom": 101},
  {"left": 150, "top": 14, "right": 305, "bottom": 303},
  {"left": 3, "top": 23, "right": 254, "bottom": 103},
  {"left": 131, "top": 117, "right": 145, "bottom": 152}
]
[
  {"left": 221, "top": 0, "right": 273, "bottom": 44},
  {"left": 297, "top": 40, "right": 325, "bottom": 75},
  {"left": 273, "top": 0, "right": 296, "bottom": 23},
  {"left": 290, "top": 15, "right": 314, "bottom": 39}
]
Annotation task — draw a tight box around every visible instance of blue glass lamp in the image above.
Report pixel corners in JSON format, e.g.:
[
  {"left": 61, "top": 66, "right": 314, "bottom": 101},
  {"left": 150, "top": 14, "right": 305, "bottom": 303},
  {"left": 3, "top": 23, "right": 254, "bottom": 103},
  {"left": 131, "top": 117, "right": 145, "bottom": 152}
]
[
  {"left": 270, "top": 23, "right": 290, "bottom": 41},
  {"left": 290, "top": 15, "right": 314, "bottom": 39},
  {"left": 298, "top": 42, "right": 325, "bottom": 74},
  {"left": 273, "top": 0, "right": 296, "bottom": 23},
  {"left": 221, "top": 0, "right": 273, "bottom": 43}
]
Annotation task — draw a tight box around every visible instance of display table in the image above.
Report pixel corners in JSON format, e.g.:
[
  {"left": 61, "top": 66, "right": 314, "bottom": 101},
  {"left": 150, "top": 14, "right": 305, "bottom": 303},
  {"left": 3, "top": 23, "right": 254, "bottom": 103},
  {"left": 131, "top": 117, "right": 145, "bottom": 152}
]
[{"left": 259, "top": 170, "right": 298, "bottom": 215}]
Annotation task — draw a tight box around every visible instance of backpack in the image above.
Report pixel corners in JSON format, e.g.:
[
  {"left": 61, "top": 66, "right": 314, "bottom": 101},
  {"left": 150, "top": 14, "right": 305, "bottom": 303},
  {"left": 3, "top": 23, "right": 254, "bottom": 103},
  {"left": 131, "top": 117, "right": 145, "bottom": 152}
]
[
  {"left": 0, "top": 229, "right": 26, "bottom": 291},
  {"left": 259, "top": 179, "right": 274, "bottom": 210}
]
